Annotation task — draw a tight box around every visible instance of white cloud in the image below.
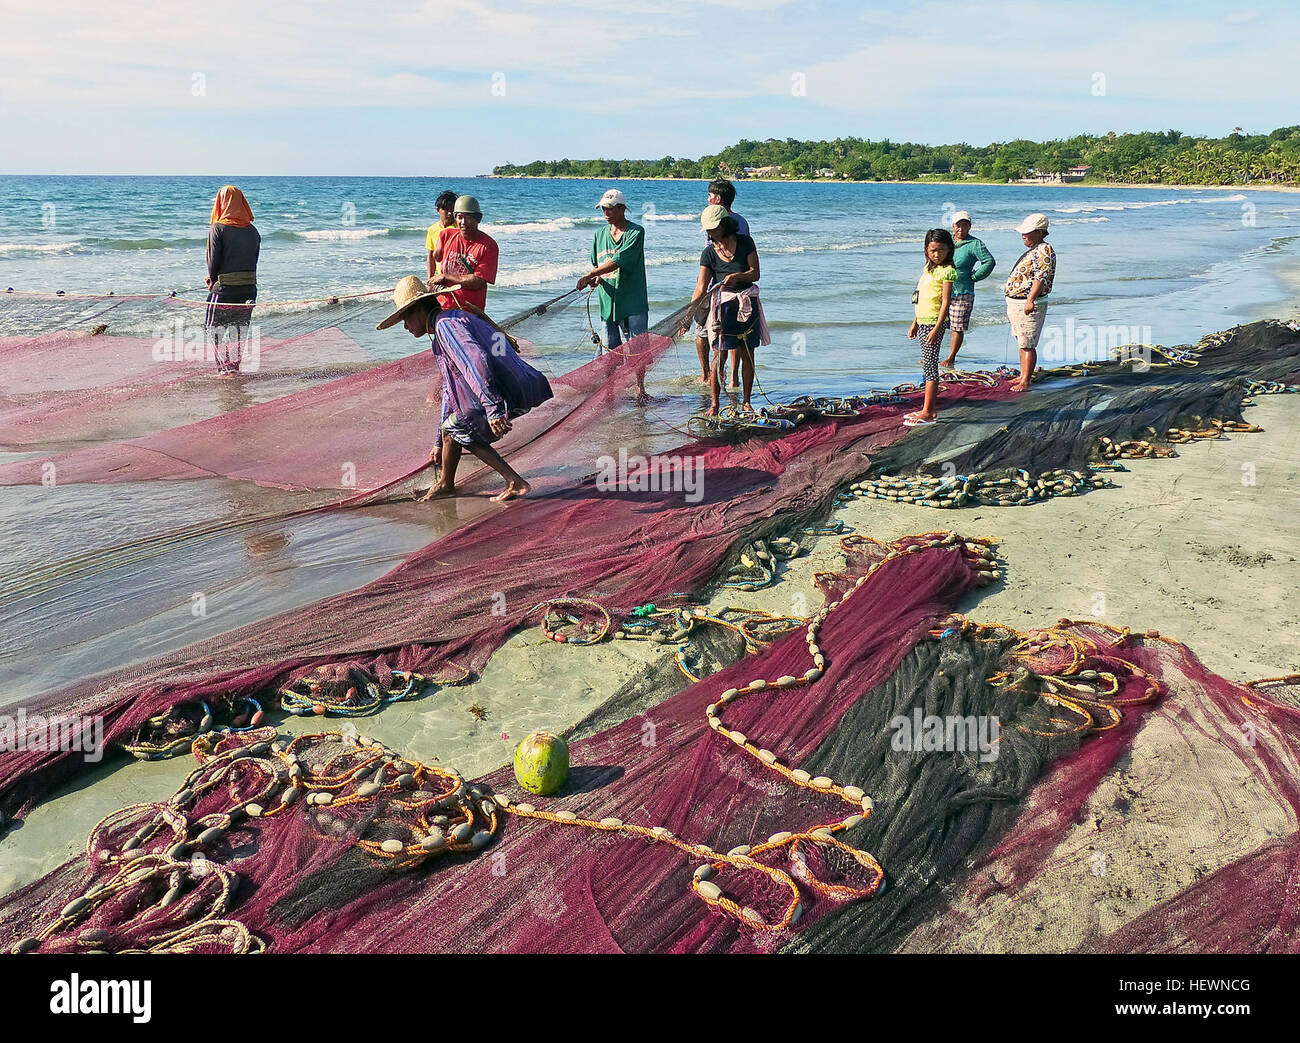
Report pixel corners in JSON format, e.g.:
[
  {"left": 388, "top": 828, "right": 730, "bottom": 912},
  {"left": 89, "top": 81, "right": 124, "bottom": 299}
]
[
  {"left": 766, "top": 2, "right": 1295, "bottom": 132},
  {"left": 1, "top": 0, "right": 1295, "bottom": 172}
]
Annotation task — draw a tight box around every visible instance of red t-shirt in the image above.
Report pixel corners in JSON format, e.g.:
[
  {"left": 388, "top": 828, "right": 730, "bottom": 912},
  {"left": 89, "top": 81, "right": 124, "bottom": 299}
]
[{"left": 436, "top": 230, "right": 499, "bottom": 312}]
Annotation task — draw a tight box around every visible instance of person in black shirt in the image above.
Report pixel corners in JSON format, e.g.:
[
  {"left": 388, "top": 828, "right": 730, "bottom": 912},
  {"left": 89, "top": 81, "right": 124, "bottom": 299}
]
[
  {"left": 686, "top": 204, "right": 764, "bottom": 416},
  {"left": 205, "top": 185, "right": 261, "bottom": 375}
]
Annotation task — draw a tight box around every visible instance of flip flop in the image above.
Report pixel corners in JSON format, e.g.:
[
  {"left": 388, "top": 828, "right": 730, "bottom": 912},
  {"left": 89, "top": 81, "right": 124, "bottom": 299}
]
[{"left": 903, "top": 415, "right": 937, "bottom": 427}]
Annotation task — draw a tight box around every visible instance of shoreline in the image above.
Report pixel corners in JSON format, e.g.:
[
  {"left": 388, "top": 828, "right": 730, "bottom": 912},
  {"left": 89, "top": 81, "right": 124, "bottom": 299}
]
[{"left": 482, "top": 173, "right": 1300, "bottom": 193}]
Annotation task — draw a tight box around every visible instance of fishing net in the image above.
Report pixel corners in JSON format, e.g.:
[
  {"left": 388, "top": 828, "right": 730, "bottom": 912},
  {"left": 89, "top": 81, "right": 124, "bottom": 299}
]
[
  {"left": 0, "top": 286, "right": 662, "bottom": 491},
  {"left": 0, "top": 361, "right": 1020, "bottom": 828},
  {"left": 0, "top": 292, "right": 393, "bottom": 448},
  {"left": 1, "top": 317, "right": 1299, "bottom": 953},
  {"left": 0, "top": 284, "right": 677, "bottom": 698},
  {"left": 7, "top": 542, "right": 1298, "bottom": 954}
]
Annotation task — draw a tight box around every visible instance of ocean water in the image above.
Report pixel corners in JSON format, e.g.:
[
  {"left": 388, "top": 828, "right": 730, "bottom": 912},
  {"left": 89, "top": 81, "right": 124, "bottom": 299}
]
[
  {"left": 4, "top": 175, "right": 1299, "bottom": 381},
  {"left": 2, "top": 176, "right": 1299, "bottom": 698}
]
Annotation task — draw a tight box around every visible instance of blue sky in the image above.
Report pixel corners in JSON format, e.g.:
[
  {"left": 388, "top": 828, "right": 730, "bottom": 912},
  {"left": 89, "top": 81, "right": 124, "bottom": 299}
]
[{"left": 1, "top": 0, "right": 1293, "bottom": 175}]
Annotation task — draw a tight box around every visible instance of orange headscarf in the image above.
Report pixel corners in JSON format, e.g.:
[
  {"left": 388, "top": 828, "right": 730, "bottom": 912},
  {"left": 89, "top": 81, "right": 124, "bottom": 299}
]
[{"left": 210, "top": 185, "right": 254, "bottom": 228}]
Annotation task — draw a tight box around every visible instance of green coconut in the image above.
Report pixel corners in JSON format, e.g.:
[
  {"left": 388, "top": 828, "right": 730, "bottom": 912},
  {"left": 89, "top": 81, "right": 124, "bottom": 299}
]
[{"left": 513, "top": 731, "right": 570, "bottom": 795}]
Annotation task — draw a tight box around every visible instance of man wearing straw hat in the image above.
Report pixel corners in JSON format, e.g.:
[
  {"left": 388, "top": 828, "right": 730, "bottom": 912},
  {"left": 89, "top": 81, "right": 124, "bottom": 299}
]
[
  {"left": 379, "top": 275, "right": 551, "bottom": 502},
  {"left": 428, "top": 195, "right": 499, "bottom": 312}
]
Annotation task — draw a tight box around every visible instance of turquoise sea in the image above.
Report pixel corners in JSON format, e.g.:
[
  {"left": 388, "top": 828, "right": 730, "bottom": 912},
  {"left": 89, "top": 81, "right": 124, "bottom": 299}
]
[{"left": 2, "top": 175, "right": 1299, "bottom": 698}]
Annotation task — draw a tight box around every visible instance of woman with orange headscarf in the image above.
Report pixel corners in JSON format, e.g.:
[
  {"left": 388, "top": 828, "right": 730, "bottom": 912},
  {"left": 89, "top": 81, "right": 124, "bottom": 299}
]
[{"left": 205, "top": 185, "right": 261, "bottom": 374}]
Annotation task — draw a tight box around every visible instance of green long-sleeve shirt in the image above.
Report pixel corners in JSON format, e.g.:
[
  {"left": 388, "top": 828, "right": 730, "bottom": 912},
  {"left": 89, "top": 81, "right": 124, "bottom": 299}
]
[
  {"left": 952, "top": 236, "right": 995, "bottom": 296},
  {"left": 591, "top": 221, "right": 648, "bottom": 322}
]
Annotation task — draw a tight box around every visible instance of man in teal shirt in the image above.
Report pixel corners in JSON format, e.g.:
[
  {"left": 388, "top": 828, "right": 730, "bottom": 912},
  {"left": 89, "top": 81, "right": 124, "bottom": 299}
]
[
  {"left": 577, "top": 188, "right": 649, "bottom": 350},
  {"left": 942, "top": 210, "right": 996, "bottom": 368}
]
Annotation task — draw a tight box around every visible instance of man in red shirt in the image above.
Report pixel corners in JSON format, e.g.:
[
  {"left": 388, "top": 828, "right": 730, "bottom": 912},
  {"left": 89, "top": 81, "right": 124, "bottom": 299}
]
[{"left": 428, "top": 194, "right": 499, "bottom": 312}]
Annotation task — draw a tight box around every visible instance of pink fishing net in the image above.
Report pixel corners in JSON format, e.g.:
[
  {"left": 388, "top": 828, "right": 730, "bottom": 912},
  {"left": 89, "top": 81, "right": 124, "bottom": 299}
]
[
  {"left": 7, "top": 548, "right": 1298, "bottom": 954},
  {"left": 0, "top": 300, "right": 389, "bottom": 448},
  {"left": 0, "top": 372, "right": 1012, "bottom": 823},
  {"left": 2, "top": 317, "right": 1298, "bottom": 953}
]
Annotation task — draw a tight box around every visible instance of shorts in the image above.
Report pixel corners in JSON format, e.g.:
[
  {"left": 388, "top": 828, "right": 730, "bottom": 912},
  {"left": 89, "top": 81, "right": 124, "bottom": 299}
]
[
  {"left": 915, "top": 322, "right": 946, "bottom": 384},
  {"left": 711, "top": 298, "right": 758, "bottom": 353},
  {"left": 948, "top": 293, "right": 974, "bottom": 332},
  {"left": 1006, "top": 297, "right": 1047, "bottom": 352}
]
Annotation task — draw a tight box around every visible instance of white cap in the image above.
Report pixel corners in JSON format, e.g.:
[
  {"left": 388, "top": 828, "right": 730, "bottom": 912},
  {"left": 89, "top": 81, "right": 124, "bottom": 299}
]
[
  {"left": 950, "top": 210, "right": 972, "bottom": 225},
  {"left": 596, "top": 189, "right": 627, "bottom": 210},
  {"left": 1015, "top": 213, "right": 1050, "bottom": 234}
]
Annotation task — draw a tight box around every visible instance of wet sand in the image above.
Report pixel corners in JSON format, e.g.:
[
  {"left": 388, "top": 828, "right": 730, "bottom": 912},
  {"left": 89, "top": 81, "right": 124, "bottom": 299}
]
[{"left": 3, "top": 396, "right": 1296, "bottom": 951}]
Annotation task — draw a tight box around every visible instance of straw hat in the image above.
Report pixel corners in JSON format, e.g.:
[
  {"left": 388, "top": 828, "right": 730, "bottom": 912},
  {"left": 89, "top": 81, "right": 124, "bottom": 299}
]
[{"left": 377, "top": 275, "right": 441, "bottom": 330}]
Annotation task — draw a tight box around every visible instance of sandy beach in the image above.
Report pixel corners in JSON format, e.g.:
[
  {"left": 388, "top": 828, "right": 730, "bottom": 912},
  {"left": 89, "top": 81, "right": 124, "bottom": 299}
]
[{"left": 6, "top": 385, "right": 1295, "bottom": 953}]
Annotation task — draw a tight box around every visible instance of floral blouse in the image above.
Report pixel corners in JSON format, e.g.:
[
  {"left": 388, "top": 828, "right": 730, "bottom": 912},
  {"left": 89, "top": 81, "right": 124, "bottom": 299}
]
[{"left": 1004, "top": 242, "right": 1056, "bottom": 299}]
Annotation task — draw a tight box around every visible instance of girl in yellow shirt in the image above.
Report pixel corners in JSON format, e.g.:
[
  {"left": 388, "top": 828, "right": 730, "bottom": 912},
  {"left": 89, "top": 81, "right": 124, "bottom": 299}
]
[{"left": 905, "top": 229, "right": 956, "bottom": 425}]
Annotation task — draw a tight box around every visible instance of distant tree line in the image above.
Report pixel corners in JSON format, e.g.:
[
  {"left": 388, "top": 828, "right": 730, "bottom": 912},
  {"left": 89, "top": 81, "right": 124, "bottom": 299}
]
[{"left": 492, "top": 127, "right": 1300, "bottom": 185}]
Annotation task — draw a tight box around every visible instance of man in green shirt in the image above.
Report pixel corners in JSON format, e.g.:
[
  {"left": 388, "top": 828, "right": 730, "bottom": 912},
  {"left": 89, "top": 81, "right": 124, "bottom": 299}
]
[
  {"left": 577, "top": 189, "right": 649, "bottom": 351},
  {"left": 942, "top": 210, "right": 996, "bottom": 368}
]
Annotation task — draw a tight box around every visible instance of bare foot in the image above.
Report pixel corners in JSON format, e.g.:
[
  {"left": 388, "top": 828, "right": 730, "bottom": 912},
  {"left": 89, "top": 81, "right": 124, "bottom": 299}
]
[
  {"left": 939, "top": 357, "right": 957, "bottom": 369},
  {"left": 705, "top": 404, "right": 720, "bottom": 418},
  {"left": 728, "top": 379, "right": 741, "bottom": 390},
  {"left": 491, "top": 480, "right": 530, "bottom": 502},
  {"left": 418, "top": 483, "right": 456, "bottom": 502},
  {"left": 740, "top": 400, "right": 753, "bottom": 412},
  {"left": 698, "top": 375, "right": 712, "bottom": 386}
]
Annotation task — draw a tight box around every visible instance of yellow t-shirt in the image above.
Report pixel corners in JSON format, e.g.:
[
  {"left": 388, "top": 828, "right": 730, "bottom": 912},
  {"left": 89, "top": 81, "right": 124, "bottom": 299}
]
[
  {"left": 426, "top": 222, "right": 455, "bottom": 274},
  {"left": 915, "top": 264, "right": 956, "bottom": 323}
]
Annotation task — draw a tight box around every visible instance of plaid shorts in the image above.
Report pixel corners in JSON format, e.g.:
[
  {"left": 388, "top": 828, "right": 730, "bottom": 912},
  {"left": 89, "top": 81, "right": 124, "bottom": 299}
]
[{"left": 948, "top": 293, "right": 974, "bottom": 332}]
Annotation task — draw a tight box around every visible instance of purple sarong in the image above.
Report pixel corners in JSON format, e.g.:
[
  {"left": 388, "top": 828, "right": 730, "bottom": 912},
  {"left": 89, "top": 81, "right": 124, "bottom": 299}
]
[{"left": 432, "top": 311, "right": 553, "bottom": 447}]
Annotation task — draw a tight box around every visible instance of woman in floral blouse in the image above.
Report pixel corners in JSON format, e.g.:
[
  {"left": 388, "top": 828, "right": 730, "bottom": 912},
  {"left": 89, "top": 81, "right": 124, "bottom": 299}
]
[{"left": 1003, "top": 213, "right": 1056, "bottom": 392}]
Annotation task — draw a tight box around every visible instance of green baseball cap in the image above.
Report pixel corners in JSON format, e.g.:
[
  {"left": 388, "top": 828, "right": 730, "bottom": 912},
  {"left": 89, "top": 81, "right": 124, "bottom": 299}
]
[{"left": 453, "top": 195, "right": 483, "bottom": 217}]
